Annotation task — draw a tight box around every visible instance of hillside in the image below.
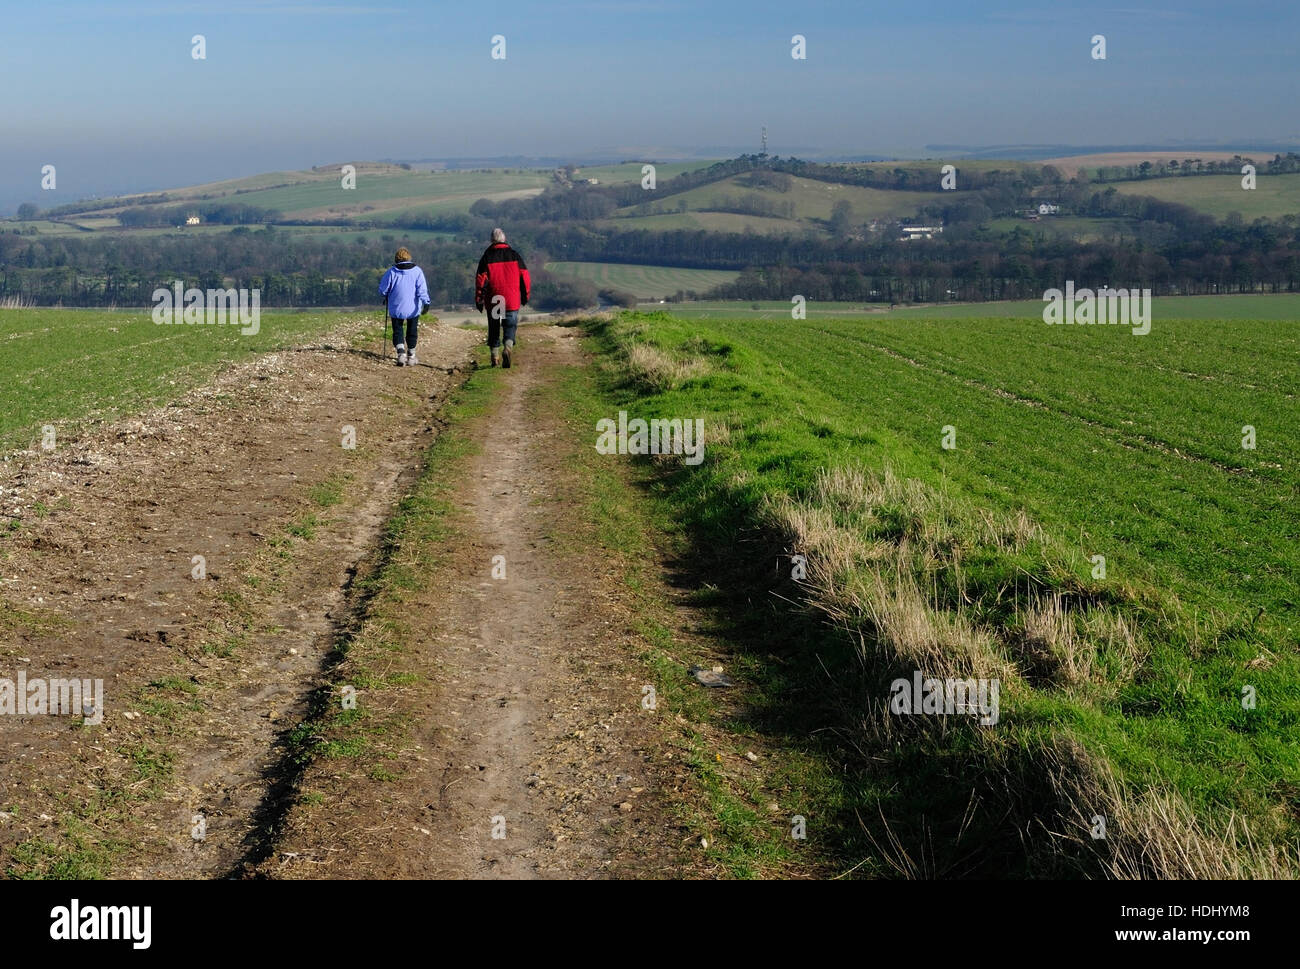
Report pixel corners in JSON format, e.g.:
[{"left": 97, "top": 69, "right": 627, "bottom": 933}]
[
  {"left": 1107, "top": 171, "right": 1300, "bottom": 220},
  {"left": 609, "top": 172, "right": 947, "bottom": 234},
  {"left": 41, "top": 164, "right": 554, "bottom": 227}
]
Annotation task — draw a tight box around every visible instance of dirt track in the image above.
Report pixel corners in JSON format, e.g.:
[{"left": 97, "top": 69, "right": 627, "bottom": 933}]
[
  {"left": 0, "top": 318, "right": 688, "bottom": 879},
  {"left": 264, "top": 325, "right": 686, "bottom": 878}
]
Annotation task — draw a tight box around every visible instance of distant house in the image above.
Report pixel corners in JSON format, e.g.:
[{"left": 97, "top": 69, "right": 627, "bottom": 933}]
[
  {"left": 898, "top": 222, "right": 943, "bottom": 241},
  {"left": 1037, "top": 203, "right": 1060, "bottom": 216},
  {"left": 185, "top": 215, "right": 200, "bottom": 225},
  {"left": 586, "top": 178, "right": 599, "bottom": 185}
]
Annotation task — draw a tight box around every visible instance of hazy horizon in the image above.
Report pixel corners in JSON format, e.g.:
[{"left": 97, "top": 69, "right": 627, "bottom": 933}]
[{"left": 4, "top": 0, "right": 1299, "bottom": 213}]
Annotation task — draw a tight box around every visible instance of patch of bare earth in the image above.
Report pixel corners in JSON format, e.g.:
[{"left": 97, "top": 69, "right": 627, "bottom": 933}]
[
  {"left": 0, "top": 317, "right": 477, "bottom": 877},
  {"left": 263, "top": 326, "right": 694, "bottom": 879}
]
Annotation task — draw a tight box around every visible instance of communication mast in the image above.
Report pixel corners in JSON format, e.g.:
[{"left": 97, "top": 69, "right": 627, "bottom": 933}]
[{"left": 761, "top": 126, "right": 768, "bottom": 156}]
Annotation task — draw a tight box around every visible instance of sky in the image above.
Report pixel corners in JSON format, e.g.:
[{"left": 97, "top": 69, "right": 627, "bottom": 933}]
[{"left": 3, "top": 0, "right": 1299, "bottom": 211}]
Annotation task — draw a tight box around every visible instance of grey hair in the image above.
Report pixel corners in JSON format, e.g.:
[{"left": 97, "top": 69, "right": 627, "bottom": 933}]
[{"left": 491, "top": 227, "right": 506, "bottom": 243}]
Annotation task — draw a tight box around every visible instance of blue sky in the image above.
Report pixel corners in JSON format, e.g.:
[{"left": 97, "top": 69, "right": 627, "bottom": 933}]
[{"left": 3, "top": 0, "right": 1299, "bottom": 210}]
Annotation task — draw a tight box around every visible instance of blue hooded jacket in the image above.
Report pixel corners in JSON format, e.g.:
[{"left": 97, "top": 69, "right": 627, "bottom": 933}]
[{"left": 379, "top": 260, "right": 430, "bottom": 319}]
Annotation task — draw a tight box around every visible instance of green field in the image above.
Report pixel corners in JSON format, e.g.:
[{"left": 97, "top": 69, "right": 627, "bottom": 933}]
[
  {"left": 589, "top": 304, "right": 1300, "bottom": 875},
  {"left": 1110, "top": 172, "right": 1300, "bottom": 220},
  {"left": 986, "top": 215, "right": 1139, "bottom": 241},
  {"left": 602, "top": 210, "right": 811, "bottom": 236},
  {"left": 211, "top": 169, "right": 549, "bottom": 219},
  {"left": 161, "top": 168, "right": 322, "bottom": 197},
  {"left": 570, "top": 160, "right": 719, "bottom": 184},
  {"left": 850, "top": 158, "right": 1040, "bottom": 176},
  {"left": 0, "top": 308, "right": 357, "bottom": 453},
  {"left": 37, "top": 166, "right": 552, "bottom": 224},
  {"left": 613, "top": 172, "right": 946, "bottom": 232},
  {"left": 544, "top": 261, "right": 739, "bottom": 299},
  {"left": 5, "top": 220, "right": 95, "bottom": 237},
  {"left": 676, "top": 293, "right": 1300, "bottom": 321}
]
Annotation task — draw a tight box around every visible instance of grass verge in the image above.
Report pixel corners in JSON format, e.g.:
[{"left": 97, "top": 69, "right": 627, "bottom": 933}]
[
  {"left": 547, "top": 319, "right": 867, "bottom": 878},
  {"left": 577, "top": 309, "right": 1300, "bottom": 878}
]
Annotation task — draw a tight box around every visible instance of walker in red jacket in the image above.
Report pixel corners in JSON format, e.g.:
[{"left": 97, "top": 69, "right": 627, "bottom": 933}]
[{"left": 475, "top": 228, "right": 531, "bottom": 368}]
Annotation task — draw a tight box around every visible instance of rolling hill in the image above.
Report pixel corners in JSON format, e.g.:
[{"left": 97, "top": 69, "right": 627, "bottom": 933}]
[{"left": 1107, "top": 171, "right": 1300, "bottom": 220}]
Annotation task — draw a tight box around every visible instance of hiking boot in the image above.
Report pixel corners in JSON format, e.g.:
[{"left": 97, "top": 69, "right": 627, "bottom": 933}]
[
  {"left": 406, "top": 351, "right": 418, "bottom": 367},
  {"left": 395, "top": 344, "right": 407, "bottom": 366},
  {"left": 502, "top": 339, "right": 513, "bottom": 369},
  {"left": 490, "top": 348, "right": 499, "bottom": 367}
]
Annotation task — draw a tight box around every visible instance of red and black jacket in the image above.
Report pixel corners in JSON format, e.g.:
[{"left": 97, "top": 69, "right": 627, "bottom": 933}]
[{"left": 475, "top": 243, "right": 531, "bottom": 312}]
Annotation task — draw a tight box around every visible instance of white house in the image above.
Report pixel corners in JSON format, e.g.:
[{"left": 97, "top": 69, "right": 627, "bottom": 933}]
[
  {"left": 899, "top": 223, "right": 943, "bottom": 241},
  {"left": 1037, "top": 203, "right": 1060, "bottom": 216}
]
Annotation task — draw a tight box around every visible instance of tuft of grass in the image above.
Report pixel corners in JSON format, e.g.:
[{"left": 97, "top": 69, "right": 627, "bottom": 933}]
[
  {"left": 309, "top": 473, "right": 350, "bottom": 509},
  {"left": 7, "top": 819, "right": 119, "bottom": 880},
  {"left": 0, "top": 600, "right": 72, "bottom": 635},
  {"left": 285, "top": 514, "right": 320, "bottom": 541}
]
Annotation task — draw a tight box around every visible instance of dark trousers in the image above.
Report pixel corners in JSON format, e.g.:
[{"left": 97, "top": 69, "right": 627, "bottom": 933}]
[
  {"left": 391, "top": 316, "right": 418, "bottom": 349},
  {"left": 487, "top": 309, "right": 518, "bottom": 349}
]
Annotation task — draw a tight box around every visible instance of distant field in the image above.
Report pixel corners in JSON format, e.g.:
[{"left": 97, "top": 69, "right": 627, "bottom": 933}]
[
  {"left": 223, "top": 170, "right": 550, "bottom": 219},
  {"left": 8, "top": 220, "right": 95, "bottom": 237},
  {"left": 544, "top": 262, "right": 739, "bottom": 299},
  {"left": 281, "top": 226, "right": 459, "bottom": 245},
  {"left": 42, "top": 166, "right": 552, "bottom": 223},
  {"left": 157, "top": 168, "right": 325, "bottom": 198},
  {"left": 668, "top": 299, "right": 891, "bottom": 320},
  {"left": 848, "top": 158, "right": 1039, "bottom": 177},
  {"left": 602, "top": 210, "right": 811, "bottom": 236},
  {"left": 1109, "top": 172, "right": 1300, "bottom": 220},
  {"left": 110, "top": 163, "right": 424, "bottom": 205},
  {"left": 986, "top": 215, "right": 1139, "bottom": 241},
  {"left": 613, "top": 172, "right": 946, "bottom": 231},
  {"left": 596, "top": 304, "right": 1300, "bottom": 875},
  {"left": 570, "top": 160, "right": 719, "bottom": 184},
  {"left": 1041, "top": 151, "right": 1254, "bottom": 178},
  {"left": 0, "top": 309, "right": 358, "bottom": 453},
  {"left": 673, "top": 293, "right": 1300, "bottom": 321},
  {"left": 8, "top": 220, "right": 459, "bottom": 247}
]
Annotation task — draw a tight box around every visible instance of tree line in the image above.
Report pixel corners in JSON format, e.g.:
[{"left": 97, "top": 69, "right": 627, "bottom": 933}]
[
  {"left": 1086, "top": 152, "right": 1300, "bottom": 183},
  {"left": 0, "top": 227, "right": 594, "bottom": 309}
]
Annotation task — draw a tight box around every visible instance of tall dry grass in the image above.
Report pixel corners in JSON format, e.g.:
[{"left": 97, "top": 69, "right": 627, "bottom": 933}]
[{"left": 765, "top": 462, "right": 1290, "bottom": 878}]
